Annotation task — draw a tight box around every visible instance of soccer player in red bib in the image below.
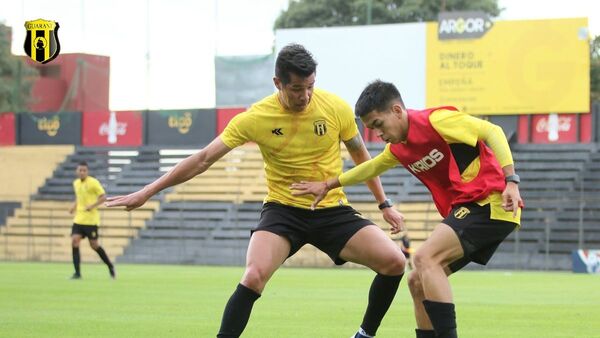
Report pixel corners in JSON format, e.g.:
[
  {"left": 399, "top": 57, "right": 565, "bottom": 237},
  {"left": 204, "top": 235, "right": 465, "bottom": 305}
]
[{"left": 292, "top": 80, "right": 523, "bottom": 338}]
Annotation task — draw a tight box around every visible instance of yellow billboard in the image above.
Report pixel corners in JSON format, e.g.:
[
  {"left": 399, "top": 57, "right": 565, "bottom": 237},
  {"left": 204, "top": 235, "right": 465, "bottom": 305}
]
[{"left": 426, "top": 18, "right": 590, "bottom": 115}]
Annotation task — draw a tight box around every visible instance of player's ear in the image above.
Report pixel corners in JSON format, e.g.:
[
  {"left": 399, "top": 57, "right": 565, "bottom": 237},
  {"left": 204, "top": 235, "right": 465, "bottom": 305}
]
[
  {"left": 273, "top": 77, "right": 281, "bottom": 90},
  {"left": 391, "top": 104, "right": 403, "bottom": 117}
]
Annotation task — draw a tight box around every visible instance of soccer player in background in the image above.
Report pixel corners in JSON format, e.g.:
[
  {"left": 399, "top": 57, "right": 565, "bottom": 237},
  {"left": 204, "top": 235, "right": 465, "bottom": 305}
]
[
  {"left": 291, "top": 80, "right": 523, "bottom": 338},
  {"left": 106, "top": 44, "right": 406, "bottom": 338},
  {"left": 400, "top": 233, "right": 414, "bottom": 270},
  {"left": 69, "top": 161, "right": 115, "bottom": 279}
]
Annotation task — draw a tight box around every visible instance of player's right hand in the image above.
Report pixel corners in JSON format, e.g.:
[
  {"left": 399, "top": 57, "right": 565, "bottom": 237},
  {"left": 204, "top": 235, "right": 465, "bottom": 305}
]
[{"left": 105, "top": 190, "right": 150, "bottom": 211}]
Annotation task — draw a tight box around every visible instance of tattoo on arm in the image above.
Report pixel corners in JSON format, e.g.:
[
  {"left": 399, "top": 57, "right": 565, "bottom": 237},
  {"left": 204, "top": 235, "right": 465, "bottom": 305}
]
[{"left": 343, "top": 135, "right": 364, "bottom": 153}]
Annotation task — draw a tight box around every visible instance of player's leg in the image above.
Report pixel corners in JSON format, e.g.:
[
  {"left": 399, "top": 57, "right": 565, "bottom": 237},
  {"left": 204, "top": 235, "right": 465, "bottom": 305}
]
[
  {"left": 410, "top": 223, "right": 464, "bottom": 338},
  {"left": 88, "top": 227, "right": 115, "bottom": 278},
  {"left": 339, "top": 224, "right": 406, "bottom": 338},
  {"left": 217, "top": 230, "right": 291, "bottom": 338},
  {"left": 70, "top": 224, "right": 83, "bottom": 279},
  {"left": 408, "top": 263, "right": 458, "bottom": 338}
]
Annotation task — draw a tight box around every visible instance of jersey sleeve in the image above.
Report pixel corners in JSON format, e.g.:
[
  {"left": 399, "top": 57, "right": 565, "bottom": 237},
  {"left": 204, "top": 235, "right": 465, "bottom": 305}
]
[
  {"left": 430, "top": 109, "right": 513, "bottom": 167},
  {"left": 478, "top": 122, "right": 514, "bottom": 167},
  {"left": 336, "top": 97, "right": 360, "bottom": 141},
  {"left": 92, "top": 178, "right": 106, "bottom": 196},
  {"left": 219, "top": 111, "right": 254, "bottom": 149},
  {"left": 429, "top": 109, "right": 481, "bottom": 146},
  {"left": 339, "top": 144, "right": 400, "bottom": 186}
]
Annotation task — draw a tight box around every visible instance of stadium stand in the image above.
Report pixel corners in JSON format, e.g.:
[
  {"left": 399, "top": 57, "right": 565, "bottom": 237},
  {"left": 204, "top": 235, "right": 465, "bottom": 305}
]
[
  {"left": 0, "top": 145, "right": 73, "bottom": 201},
  {"left": 487, "top": 143, "right": 600, "bottom": 270},
  {"left": 0, "top": 147, "right": 159, "bottom": 262},
  {"left": 0, "top": 200, "right": 158, "bottom": 262},
  {"left": 3, "top": 142, "right": 599, "bottom": 271}
]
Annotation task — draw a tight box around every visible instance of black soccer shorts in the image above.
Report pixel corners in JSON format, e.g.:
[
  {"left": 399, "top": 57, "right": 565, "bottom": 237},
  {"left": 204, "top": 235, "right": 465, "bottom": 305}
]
[
  {"left": 253, "top": 202, "right": 374, "bottom": 265},
  {"left": 71, "top": 223, "right": 99, "bottom": 240},
  {"left": 442, "top": 202, "right": 517, "bottom": 272}
]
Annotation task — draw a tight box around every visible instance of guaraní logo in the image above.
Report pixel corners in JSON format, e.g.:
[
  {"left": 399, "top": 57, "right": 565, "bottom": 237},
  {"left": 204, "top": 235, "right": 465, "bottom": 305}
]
[
  {"left": 313, "top": 120, "right": 327, "bottom": 136},
  {"left": 453, "top": 207, "right": 470, "bottom": 220},
  {"left": 24, "top": 19, "right": 60, "bottom": 64},
  {"left": 438, "top": 11, "right": 493, "bottom": 40}
]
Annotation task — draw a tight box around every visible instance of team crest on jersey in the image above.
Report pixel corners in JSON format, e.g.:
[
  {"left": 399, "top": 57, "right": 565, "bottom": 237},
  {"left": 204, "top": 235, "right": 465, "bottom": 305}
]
[
  {"left": 313, "top": 120, "right": 327, "bottom": 136},
  {"left": 454, "top": 207, "right": 470, "bottom": 219},
  {"left": 24, "top": 19, "right": 61, "bottom": 64}
]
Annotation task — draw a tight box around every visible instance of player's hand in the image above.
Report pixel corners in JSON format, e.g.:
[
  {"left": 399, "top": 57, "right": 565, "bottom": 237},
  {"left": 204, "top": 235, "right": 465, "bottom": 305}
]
[
  {"left": 85, "top": 205, "right": 93, "bottom": 212},
  {"left": 382, "top": 207, "right": 406, "bottom": 234},
  {"left": 290, "top": 181, "right": 329, "bottom": 210},
  {"left": 105, "top": 189, "right": 151, "bottom": 211},
  {"left": 68, "top": 207, "right": 75, "bottom": 215},
  {"left": 501, "top": 182, "right": 524, "bottom": 218}
]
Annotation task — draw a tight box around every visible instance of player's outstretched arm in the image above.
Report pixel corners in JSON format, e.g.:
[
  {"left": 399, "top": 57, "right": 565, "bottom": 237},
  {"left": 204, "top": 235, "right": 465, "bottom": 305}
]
[{"left": 106, "top": 138, "right": 232, "bottom": 211}]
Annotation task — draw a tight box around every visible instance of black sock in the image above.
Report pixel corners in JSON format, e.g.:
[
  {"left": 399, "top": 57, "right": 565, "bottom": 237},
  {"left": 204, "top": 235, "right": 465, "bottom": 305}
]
[
  {"left": 422, "top": 300, "right": 457, "bottom": 338},
  {"left": 415, "top": 328, "right": 436, "bottom": 338},
  {"left": 217, "top": 283, "right": 261, "bottom": 338},
  {"left": 94, "top": 246, "right": 113, "bottom": 269},
  {"left": 72, "top": 247, "right": 80, "bottom": 275},
  {"left": 360, "top": 273, "right": 403, "bottom": 336}
]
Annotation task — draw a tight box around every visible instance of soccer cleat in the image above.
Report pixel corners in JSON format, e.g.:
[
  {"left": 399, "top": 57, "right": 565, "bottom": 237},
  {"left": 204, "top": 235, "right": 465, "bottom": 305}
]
[
  {"left": 109, "top": 266, "right": 116, "bottom": 279},
  {"left": 350, "top": 332, "right": 372, "bottom": 338},
  {"left": 70, "top": 273, "right": 81, "bottom": 280}
]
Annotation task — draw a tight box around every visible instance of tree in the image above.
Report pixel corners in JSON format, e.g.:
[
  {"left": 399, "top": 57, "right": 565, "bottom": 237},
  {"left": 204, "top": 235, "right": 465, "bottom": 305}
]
[
  {"left": 274, "top": 0, "right": 501, "bottom": 29},
  {"left": 591, "top": 35, "right": 600, "bottom": 102},
  {"left": 0, "top": 24, "right": 38, "bottom": 113}
]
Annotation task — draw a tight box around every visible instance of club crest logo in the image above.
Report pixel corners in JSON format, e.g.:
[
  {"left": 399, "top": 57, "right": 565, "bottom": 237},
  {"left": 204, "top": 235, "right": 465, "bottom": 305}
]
[
  {"left": 453, "top": 206, "right": 470, "bottom": 219},
  {"left": 313, "top": 120, "right": 327, "bottom": 136},
  {"left": 24, "top": 19, "right": 60, "bottom": 64}
]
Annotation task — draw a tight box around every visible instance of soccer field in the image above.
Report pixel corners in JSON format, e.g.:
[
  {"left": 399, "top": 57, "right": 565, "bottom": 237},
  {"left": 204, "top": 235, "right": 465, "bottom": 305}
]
[{"left": 1, "top": 262, "right": 598, "bottom": 338}]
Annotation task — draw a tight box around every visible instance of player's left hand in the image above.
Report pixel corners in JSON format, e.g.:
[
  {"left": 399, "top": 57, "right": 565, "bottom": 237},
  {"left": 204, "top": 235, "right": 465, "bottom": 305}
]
[
  {"left": 290, "top": 181, "right": 329, "bottom": 210},
  {"left": 382, "top": 207, "right": 406, "bottom": 234},
  {"left": 502, "top": 182, "right": 524, "bottom": 218},
  {"left": 85, "top": 205, "right": 93, "bottom": 212}
]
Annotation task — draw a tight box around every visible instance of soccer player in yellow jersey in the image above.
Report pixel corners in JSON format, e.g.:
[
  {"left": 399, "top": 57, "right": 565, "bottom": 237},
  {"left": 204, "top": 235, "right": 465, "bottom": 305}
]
[
  {"left": 292, "top": 80, "right": 524, "bottom": 338},
  {"left": 70, "top": 161, "right": 115, "bottom": 279},
  {"left": 106, "top": 44, "right": 406, "bottom": 338}
]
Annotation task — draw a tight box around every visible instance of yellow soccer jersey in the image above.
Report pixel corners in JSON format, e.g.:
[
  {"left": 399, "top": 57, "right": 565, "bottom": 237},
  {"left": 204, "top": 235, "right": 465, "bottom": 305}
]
[
  {"left": 73, "top": 176, "right": 105, "bottom": 225},
  {"left": 220, "top": 88, "right": 359, "bottom": 209}
]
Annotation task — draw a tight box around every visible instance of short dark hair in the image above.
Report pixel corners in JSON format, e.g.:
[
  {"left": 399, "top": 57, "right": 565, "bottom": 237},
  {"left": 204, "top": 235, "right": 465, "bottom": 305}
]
[
  {"left": 355, "top": 80, "right": 405, "bottom": 118},
  {"left": 78, "top": 161, "right": 88, "bottom": 167},
  {"left": 275, "top": 43, "right": 317, "bottom": 85}
]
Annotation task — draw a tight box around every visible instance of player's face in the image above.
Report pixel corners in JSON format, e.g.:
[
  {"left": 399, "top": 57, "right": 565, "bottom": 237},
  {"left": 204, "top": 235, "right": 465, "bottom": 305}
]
[
  {"left": 274, "top": 72, "right": 315, "bottom": 113},
  {"left": 361, "top": 104, "right": 406, "bottom": 144},
  {"left": 76, "top": 165, "right": 88, "bottom": 180}
]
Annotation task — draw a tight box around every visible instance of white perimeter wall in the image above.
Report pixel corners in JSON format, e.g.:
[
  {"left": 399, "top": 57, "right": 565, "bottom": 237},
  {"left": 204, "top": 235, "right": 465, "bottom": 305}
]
[{"left": 276, "top": 23, "right": 427, "bottom": 110}]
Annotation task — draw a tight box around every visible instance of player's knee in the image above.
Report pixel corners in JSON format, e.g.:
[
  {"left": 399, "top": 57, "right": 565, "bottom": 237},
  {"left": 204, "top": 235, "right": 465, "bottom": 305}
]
[
  {"left": 241, "top": 266, "right": 269, "bottom": 293},
  {"left": 71, "top": 238, "right": 80, "bottom": 247},
  {"left": 407, "top": 271, "right": 423, "bottom": 296},
  {"left": 413, "top": 250, "right": 435, "bottom": 271},
  {"left": 373, "top": 249, "right": 406, "bottom": 276}
]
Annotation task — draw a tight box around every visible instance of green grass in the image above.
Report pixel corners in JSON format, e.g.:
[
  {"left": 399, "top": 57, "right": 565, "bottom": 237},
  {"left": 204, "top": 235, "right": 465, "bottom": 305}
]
[{"left": 1, "top": 262, "right": 599, "bottom": 337}]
